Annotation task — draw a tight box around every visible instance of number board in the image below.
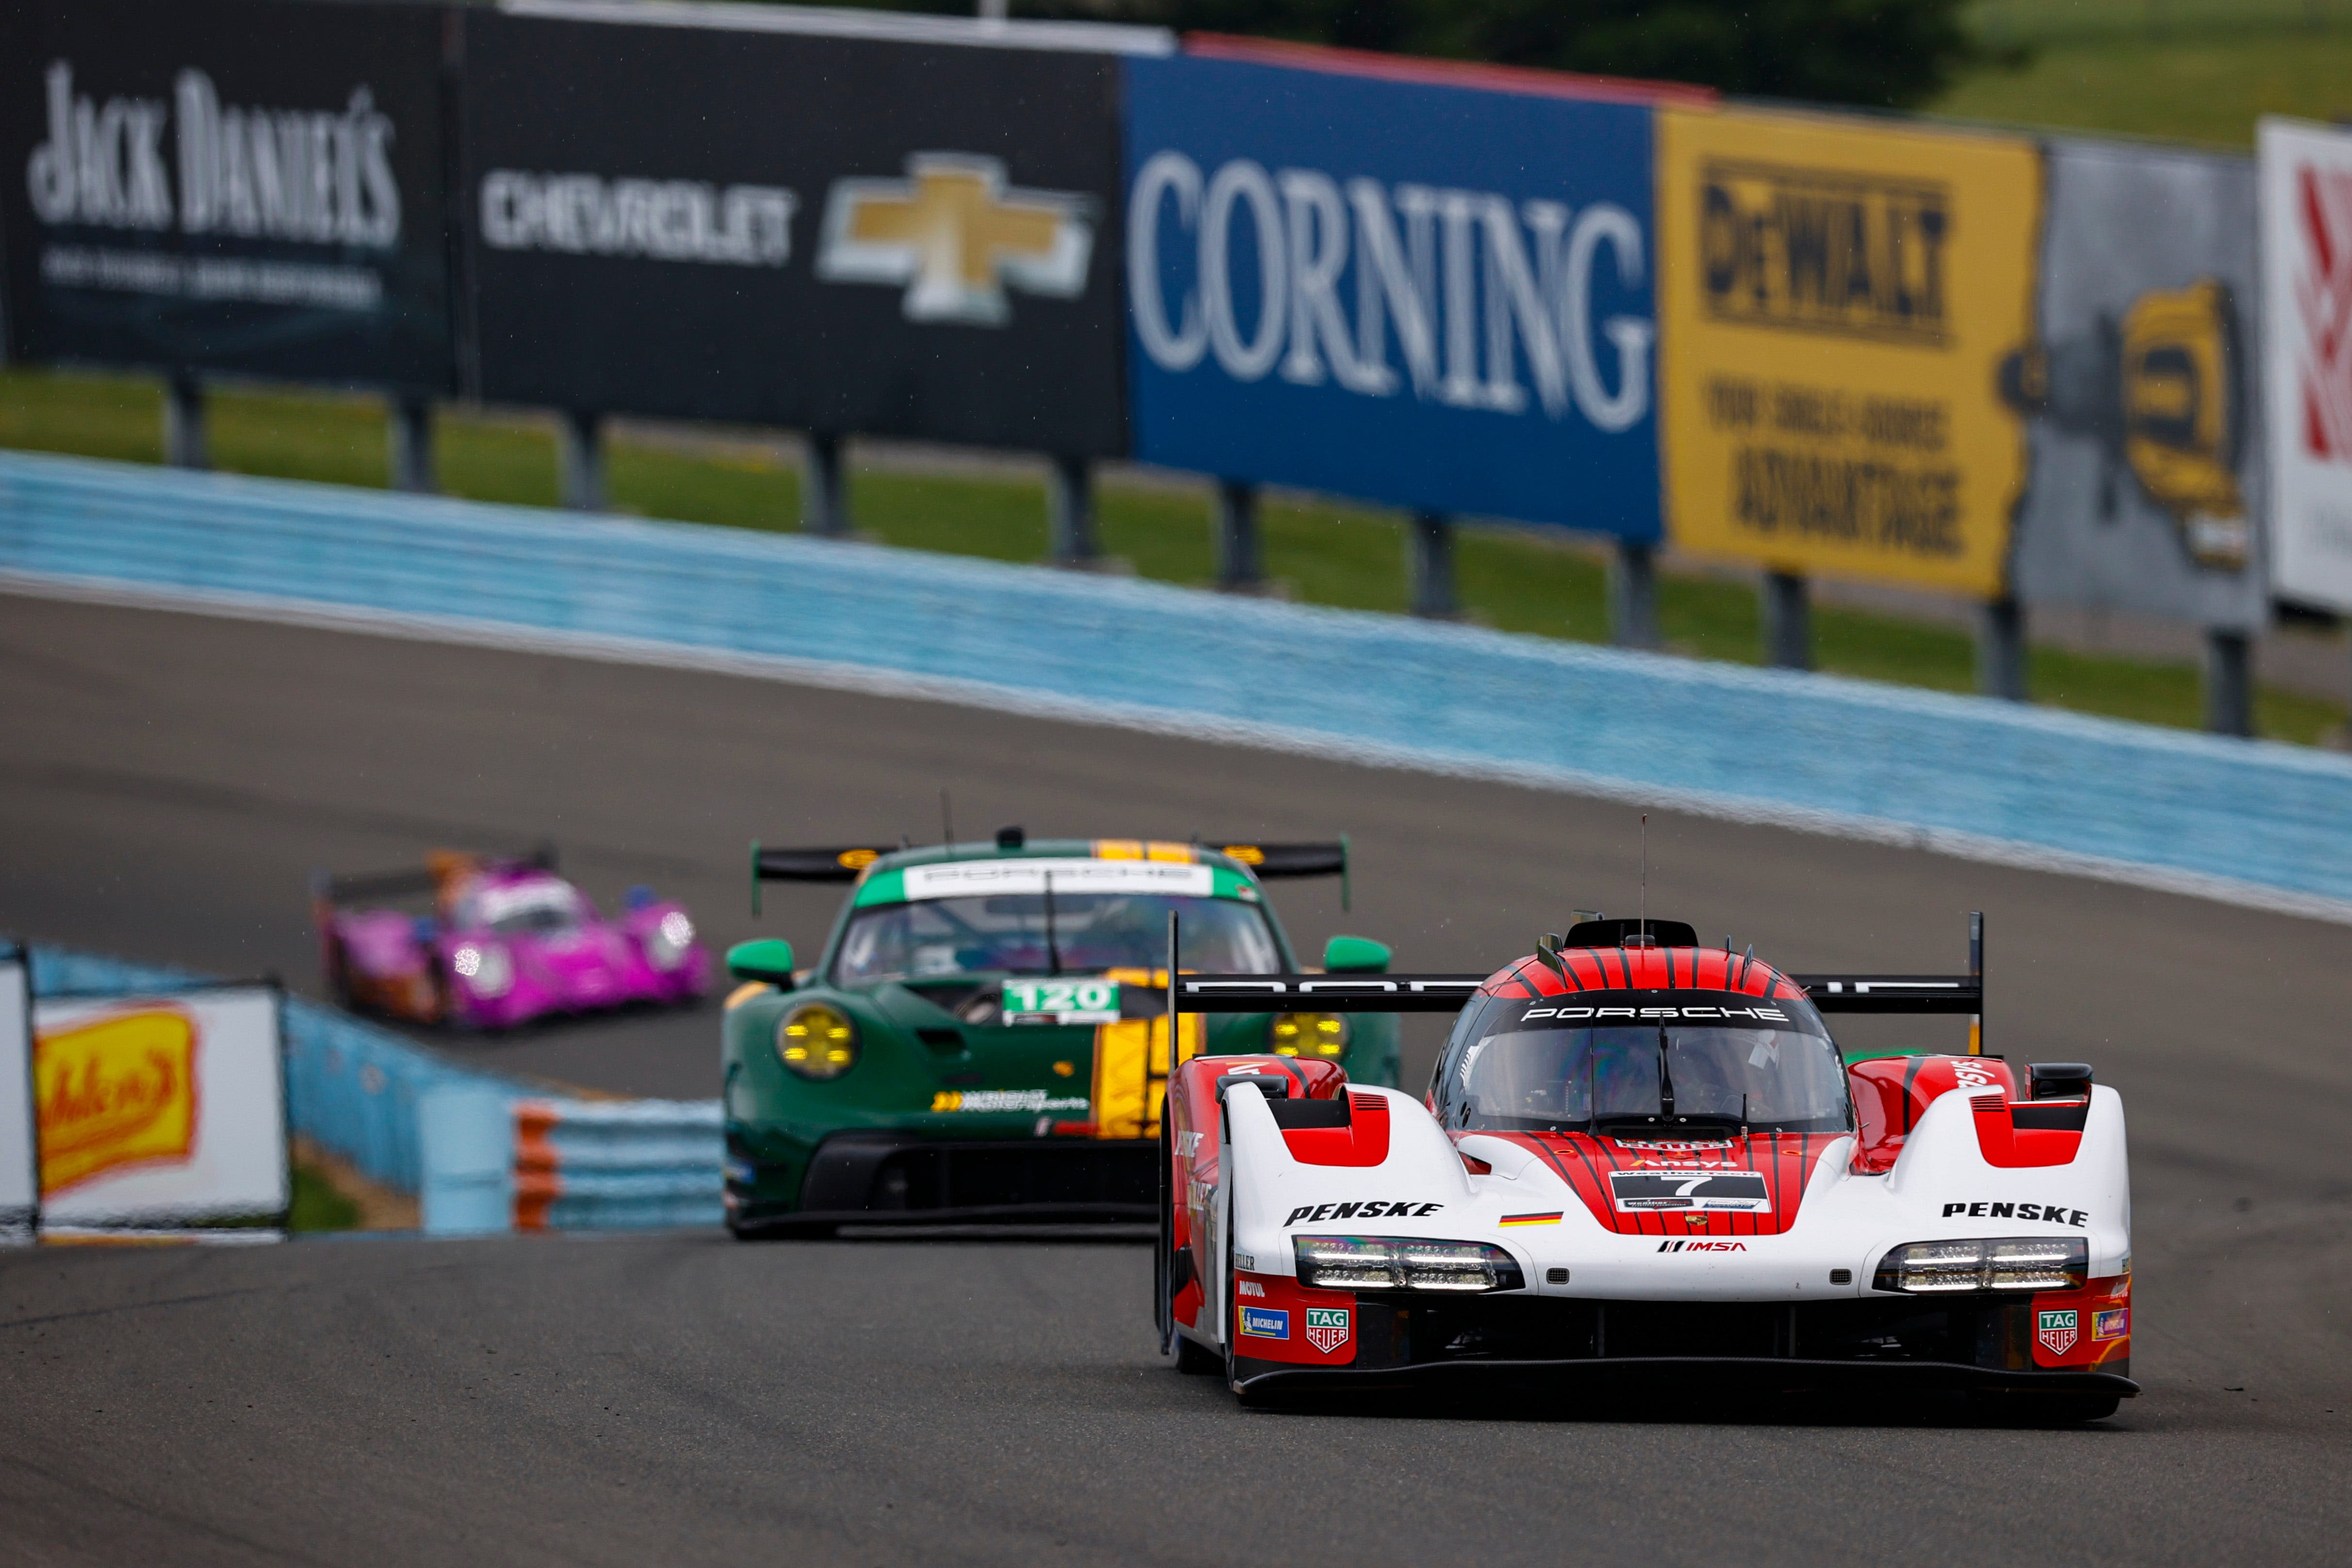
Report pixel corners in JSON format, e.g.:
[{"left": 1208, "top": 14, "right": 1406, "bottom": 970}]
[{"left": 1001, "top": 978, "right": 1120, "bottom": 1025}]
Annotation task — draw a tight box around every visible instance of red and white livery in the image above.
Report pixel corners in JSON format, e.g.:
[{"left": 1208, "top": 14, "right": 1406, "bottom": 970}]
[{"left": 1158, "top": 915, "right": 2134, "bottom": 1421}]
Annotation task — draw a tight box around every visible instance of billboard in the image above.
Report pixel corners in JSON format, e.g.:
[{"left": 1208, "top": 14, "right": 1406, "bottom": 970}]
[
  {"left": 32, "top": 986, "right": 288, "bottom": 1229},
  {"left": 460, "top": 9, "right": 1129, "bottom": 454},
  {"left": 2007, "top": 139, "right": 2267, "bottom": 629},
  {"left": 0, "top": 0, "right": 455, "bottom": 391},
  {"left": 1122, "top": 55, "right": 1661, "bottom": 536},
  {"left": 0, "top": 948, "right": 30, "bottom": 1241},
  {"left": 1657, "top": 107, "right": 2042, "bottom": 595},
  {"left": 2262, "top": 117, "right": 2352, "bottom": 614}
]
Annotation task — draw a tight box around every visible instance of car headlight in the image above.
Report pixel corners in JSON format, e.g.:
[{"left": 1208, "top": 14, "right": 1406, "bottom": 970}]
[
  {"left": 776, "top": 1003, "right": 858, "bottom": 1080},
  {"left": 1872, "top": 1238, "right": 2088, "bottom": 1294},
  {"left": 1270, "top": 1012, "right": 1349, "bottom": 1058},
  {"left": 453, "top": 943, "right": 513, "bottom": 999},
  {"left": 1293, "top": 1235, "right": 1525, "bottom": 1293},
  {"left": 645, "top": 909, "right": 695, "bottom": 971}
]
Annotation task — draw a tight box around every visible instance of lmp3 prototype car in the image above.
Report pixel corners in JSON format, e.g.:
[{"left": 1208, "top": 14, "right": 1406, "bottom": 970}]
[
  {"left": 313, "top": 848, "right": 709, "bottom": 1029},
  {"left": 721, "top": 830, "right": 1396, "bottom": 1237},
  {"left": 1162, "top": 914, "right": 2135, "bottom": 1421}
]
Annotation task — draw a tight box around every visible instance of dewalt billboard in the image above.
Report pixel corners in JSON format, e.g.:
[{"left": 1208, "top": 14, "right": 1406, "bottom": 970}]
[{"left": 1657, "top": 108, "right": 2043, "bottom": 597}]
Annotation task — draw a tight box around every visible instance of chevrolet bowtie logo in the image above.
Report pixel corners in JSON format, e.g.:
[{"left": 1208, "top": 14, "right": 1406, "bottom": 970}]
[{"left": 817, "top": 152, "right": 1093, "bottom": 326}]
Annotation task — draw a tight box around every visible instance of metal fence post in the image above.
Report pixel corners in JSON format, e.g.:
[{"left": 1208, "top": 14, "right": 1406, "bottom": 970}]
[
  {"left": 1048, "top": 454, "right": 1099, "bottom": 565},
  {"left": 1409, "top": 512, "right": 1457, "bottom": 619},
  {"left": 803, "top": 431, "right": 850, "bottom": 537},
  {"left": 1214, "top": 479, "right": 1263, "bottom": 590},
  {"left": 559, "top": 409, "right": 605, "bottom": 512},
  {"left": 163, "top": 373, "right": 207, "bottom": 470},
  {"left": 1977, "top": 596, "right": 2027, "bottom": 700},
  {"left": 1610, "top": 538, "right": 1661, "bottom": 650},
  {"left": 1762, "top": 570, "right": 1811, "bottom": 671},
  {"left": 2204, "top": 628, "right": 2254, "bottom": 737},
  {"left": 388, "top": 396, "right": 435, "bottom": 494}
]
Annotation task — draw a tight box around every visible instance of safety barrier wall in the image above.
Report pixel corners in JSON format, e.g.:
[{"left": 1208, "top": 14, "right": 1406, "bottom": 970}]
[
  {"left": 27, "top": 941, "right": 724, "bottom": 1231},
  {"left": 6, "top": 451, "right": 2352, "bottom": 918}
]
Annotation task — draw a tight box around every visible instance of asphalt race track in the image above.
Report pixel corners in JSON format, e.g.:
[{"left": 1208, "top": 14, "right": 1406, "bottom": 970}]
[{"left": 2, "top": 592, "right": 2349, "bottom": 1565}]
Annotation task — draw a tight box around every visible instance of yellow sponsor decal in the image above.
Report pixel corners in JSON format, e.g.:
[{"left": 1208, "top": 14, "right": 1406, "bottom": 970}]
[
  {"left": 1090, "top": 1004, "right": 1204, "bottom": 1142},
  {"left": 1093, "top": 839, "right": 1143, "bottom": 860},
  {"left": 836, "top": 848, "right": 880, "bottom": 871},
  {"left": 1658, "top": 107, "right": 2042, "bottom": 596},
  {"left": 1093, "top": 840, "right": 1196, "bottom": 864},
  {"left": 35, "top": 1007, "right": 200, "bottom": 1196}
]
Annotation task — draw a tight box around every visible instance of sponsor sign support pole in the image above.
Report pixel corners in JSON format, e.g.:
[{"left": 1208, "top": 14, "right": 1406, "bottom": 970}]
[
  {"left": 1977, "top": 596, "right": 2028, "bottom": 701},
  {"left": 1762, "top": 571, "right": 1812, "bottom": 670},
  {"left": 804, "top": 433, "right": 851, "bottom": 538},
  {"left": 2204, "top": 628, "right": 2254, "bottom": 737},
  {"left": 1049, "top": 455, "right": 1099, "bottom": 566},
  {"left": 1214, "top": 479, "right": 1264, "bottom": 591},
  {"left": 163, "top": 374, "right": 208, "bottom": 471},
  {"left": 559, "top": 410, "right": 606, "bottom": 513},
  {"left": 389, "top": 396, "right": 436, "bottom": 494},
  {"left": 1610, "top": 540, "right": 1661, "bottom": 650},
  {"left": 1409, "top": 512, "right": 1458, "bottom": 620}
]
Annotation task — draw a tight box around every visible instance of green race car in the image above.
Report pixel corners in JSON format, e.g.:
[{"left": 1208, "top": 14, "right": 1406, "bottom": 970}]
[{"left": 721, "top": 828, "right": 1397, "bottom": 1237}]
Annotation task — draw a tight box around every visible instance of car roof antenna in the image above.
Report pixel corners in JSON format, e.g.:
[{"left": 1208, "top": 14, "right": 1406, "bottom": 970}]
[{"left": 940, "top": 789, "right": 955, "bottom": 859}]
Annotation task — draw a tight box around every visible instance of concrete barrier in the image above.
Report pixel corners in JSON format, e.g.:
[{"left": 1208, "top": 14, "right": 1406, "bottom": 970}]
[
  {"left": 4, "top": 451, "right": 2351, "bottom": 919},
  {"left": 29, "top": 944, "right": 722, "bottom": 1233}
]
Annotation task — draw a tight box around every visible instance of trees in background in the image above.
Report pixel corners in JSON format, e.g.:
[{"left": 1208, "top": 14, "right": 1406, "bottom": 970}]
[{"left": 853, "top": 1, "right": 1983, "bottom": 109}]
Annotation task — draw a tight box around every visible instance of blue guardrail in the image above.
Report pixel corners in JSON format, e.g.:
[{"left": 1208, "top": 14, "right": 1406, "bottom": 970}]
[{"left": 5, "top": 448, "right": 2352, "bottom": 917}]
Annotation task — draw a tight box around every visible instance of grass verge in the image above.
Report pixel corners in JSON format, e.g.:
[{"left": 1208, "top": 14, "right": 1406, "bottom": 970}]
[{"left": 1, "top": 366, "right": 2338, "bottom": 745}]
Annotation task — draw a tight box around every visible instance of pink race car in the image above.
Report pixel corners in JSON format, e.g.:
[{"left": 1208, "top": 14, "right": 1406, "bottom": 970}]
[{"left": 313, "top": 847, "right": 708, "bottom": 1029}]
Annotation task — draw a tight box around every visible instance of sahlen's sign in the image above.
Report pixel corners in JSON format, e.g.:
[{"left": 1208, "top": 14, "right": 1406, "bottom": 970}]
[
  {"left": 1122, "top": 55, "right": 1661, "bottom": 536},
  {"left": 0, "top": 0, "right": 455, "bottom": 391},
  {"left": 460, "top": 9, "right": 1128, "bottom": 454}
]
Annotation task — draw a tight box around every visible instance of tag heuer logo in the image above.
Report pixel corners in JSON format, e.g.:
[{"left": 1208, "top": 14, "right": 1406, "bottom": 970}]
[
  {"left": 817, "top": 152, "right": 1093, "bottom": 326},
  {"left": 1303, "top": 1306, "right": 1350, "bottom": 1354},
  {"left": 2038, "top": 1308, "right": 2079, "bottom": 1356}
]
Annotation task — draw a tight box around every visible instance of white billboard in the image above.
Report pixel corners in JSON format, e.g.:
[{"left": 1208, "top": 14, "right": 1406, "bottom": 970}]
[
  {"left": 0, "top": 950, "right": 32, "bottom": 1241},
  {"left": 2262, "top": 116, "right": 2352, "bottom": 612},
  {"left": 31, "top": 986, "right": 288, "bottom": 1228}
]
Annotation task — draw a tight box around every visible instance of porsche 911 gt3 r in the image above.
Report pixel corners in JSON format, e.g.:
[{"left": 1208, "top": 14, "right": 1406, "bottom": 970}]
[
  {"left": 1160, "top": 914, "right": 2134, "bottom": 1422},
  {"left": 722, "top": 830, "right": 1398, "bottom": 1236}
]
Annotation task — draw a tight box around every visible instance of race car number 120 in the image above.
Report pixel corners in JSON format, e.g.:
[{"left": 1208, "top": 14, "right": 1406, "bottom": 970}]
[{"left": 1001, "top": 978, "right": 1120, "bottom": 1024}]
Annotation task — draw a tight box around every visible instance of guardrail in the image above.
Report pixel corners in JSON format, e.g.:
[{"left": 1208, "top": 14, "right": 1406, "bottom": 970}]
[
  {"left": 5, "top": 450, "right": 2352, "bottom": 920},
  {"left": 27, "top": 943, "right": 723, "bottom": 1233}
]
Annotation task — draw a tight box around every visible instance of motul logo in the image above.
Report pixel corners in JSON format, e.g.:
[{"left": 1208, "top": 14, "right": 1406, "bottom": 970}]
[{"left": 1657, "top": 1239, "right": 1747, "bottom": 1252}]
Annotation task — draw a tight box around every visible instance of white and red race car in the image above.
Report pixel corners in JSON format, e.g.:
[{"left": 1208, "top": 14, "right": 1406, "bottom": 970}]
[{"left": 1158, "top": 915, "right": 2134, "bottom": 1421}]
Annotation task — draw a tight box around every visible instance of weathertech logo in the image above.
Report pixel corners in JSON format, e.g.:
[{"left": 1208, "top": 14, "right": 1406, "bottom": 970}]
[
  {"left": 1657, "top": 1239, "right": 1747, "bottom": 1252},
  {"left": 817, "top": 153, "right": 1092, "bottom": 325}
]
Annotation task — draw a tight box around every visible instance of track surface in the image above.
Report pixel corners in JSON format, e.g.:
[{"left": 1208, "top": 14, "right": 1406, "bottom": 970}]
[{"left": 2, "top": 593, "right": 2349, "bottom": 1564}]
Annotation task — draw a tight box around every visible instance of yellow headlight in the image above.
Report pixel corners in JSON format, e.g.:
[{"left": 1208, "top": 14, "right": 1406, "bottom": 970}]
[
  {"left": 1270, "top": 1012, "right": 1349, "bottom": 1058},
  {"left": 777, "top": 1003, "right": 858, "bottom": 1080}
]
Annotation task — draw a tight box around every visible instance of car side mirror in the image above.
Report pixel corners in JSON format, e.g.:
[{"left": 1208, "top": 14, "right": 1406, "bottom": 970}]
[
  {"left": 726, "top": 938, "right": 798, "bottom": 987},
  {"left": 1322, "top": 935, "right": 1391, "bottom": 974}
]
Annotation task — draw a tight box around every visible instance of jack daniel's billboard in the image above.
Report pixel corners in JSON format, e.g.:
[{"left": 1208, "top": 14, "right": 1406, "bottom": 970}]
[
  {"left": 0, "top": 0, "right": 454, "bottom": 391},
  {"left": 460, "top": 6, "right": 1132, "bottom": 454}
]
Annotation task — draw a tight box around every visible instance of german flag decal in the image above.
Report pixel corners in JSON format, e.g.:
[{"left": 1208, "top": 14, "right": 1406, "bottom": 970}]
[{"left": 1499, "top": 1211, "right": 1563, "bottom": 1227}]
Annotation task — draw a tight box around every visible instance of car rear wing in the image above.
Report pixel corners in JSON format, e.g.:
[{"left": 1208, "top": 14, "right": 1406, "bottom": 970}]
[
  {"left": 312, "top": 843, "right": 558, "bottom": 908},
  {"left": 1210, "top": 838, "right": 1350, "bottom": 909},
  {"left": 1792, "top": 911, "right": 1988, "bottom": 1050},
  {"left": 750, "top": 841, "right": 900, "bottom": 914}
]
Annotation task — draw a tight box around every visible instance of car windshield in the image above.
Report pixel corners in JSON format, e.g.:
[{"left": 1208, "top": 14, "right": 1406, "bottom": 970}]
[
  {"left": 465, "top": 879, "right": 586, "bottom": 937},
  {"left": 832, "top": 893, "right": 1281, "bottom": 985},
  {"left": 1453, "top": 1024, "right": 1851, "bottom": 1135}
]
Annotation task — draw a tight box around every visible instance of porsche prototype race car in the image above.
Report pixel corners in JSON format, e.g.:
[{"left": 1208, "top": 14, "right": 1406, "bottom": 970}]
[
  {"left": 721, "top": 830, "right": 1396, "bottom": 1237},
  {"left": 1161, "top": 913, "right": 2135, "bottom": 1421},
  {"left": 313, "top": 847, "right": 709, "bottom": 1029}
]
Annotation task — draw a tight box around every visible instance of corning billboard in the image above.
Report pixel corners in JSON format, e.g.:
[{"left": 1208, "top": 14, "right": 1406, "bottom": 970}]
[{"left": 1122, "top": 53, "right": 1662, "bottom": 536}]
